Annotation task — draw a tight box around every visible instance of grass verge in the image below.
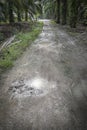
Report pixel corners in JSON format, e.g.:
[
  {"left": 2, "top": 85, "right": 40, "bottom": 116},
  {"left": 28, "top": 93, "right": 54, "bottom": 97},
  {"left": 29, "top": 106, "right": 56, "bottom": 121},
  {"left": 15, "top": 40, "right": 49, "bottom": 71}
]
[{"left": 0, "top": 22, "right": 43, "bottom": 72}]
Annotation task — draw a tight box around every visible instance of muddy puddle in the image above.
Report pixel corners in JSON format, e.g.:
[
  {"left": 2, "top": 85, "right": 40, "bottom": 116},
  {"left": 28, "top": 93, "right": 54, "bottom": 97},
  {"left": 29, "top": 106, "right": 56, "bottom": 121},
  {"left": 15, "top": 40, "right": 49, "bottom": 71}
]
[{"left": 8, "top": 77, "right": 56, "bottom": 99}]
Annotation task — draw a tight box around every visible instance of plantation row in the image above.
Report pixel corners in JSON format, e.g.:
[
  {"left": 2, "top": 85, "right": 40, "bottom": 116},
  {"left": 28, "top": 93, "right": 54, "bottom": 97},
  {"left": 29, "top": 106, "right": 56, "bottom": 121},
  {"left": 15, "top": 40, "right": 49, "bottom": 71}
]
[
  {"left": 0, "top": 0, "right": 87, "bottom": 28},
  {"left": 0, "top": 0, "right": 42, "bottom": 23},
  {"left": 43, "top": 0, "right": 87, "bottom": 28}
]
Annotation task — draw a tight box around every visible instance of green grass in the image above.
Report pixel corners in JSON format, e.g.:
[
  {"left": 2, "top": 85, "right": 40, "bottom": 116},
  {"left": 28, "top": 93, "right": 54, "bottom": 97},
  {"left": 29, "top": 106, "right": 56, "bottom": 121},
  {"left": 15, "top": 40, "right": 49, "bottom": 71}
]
[
  {"left": 0, "top": 22, "right": 43, "bottom": 71},
  {"left": 51, "top": 20, "right": 56, "bottom": 25}
]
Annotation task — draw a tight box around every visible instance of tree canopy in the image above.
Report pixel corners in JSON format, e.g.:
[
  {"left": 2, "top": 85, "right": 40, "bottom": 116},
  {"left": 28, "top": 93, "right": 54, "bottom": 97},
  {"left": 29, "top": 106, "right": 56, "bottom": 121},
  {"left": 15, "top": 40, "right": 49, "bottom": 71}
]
[
  {"left": 0, "top": 0, "right": 42, "bottom": 23},
  {"left": 0, "top": 0, "right": 87, "bottom": 27}
]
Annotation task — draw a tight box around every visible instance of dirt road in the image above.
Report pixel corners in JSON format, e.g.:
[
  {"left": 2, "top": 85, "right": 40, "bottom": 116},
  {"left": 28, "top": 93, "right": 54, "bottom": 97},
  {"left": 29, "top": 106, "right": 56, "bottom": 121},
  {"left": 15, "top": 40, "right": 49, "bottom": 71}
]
[{"left": 0, "top": 20, "right": 87, "bottom": 130}]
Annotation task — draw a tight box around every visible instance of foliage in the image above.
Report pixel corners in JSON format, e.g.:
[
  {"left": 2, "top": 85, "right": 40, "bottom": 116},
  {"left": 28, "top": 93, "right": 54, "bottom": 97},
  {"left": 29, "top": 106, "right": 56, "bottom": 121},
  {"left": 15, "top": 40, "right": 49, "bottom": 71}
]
[
  {"left": 0, "top": 0, "right": 87, "bottom": 26},
  {"left": 44, "top": 0, "right": 57, "bottom": 19},
  {"left": 43, "top": 0, "right": 87, "bottom": 27},
  {"left": 0, "top": 0, "right": 42, "bottom": 23},
  {"left": 0, "top": 22, "right": 43, "bottom": 70}
]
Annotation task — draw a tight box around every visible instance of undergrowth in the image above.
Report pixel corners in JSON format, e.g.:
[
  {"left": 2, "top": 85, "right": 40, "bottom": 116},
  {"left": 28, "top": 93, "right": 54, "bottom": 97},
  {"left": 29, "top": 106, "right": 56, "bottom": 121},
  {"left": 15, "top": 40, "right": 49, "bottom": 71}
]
[{"left": 0, "top": 22, "right": 43, "bottom": 72}]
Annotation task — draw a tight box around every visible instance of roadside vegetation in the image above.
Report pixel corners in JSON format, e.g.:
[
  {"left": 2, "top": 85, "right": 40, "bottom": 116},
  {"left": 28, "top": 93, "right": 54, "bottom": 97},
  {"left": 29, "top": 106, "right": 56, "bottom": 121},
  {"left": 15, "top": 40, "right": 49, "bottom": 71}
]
[
  {"left": 0, "top": 0, "right": 43, "bottom": 73},
  {"left": 0, "top": 22, "right": 43, "bottom": 72}
]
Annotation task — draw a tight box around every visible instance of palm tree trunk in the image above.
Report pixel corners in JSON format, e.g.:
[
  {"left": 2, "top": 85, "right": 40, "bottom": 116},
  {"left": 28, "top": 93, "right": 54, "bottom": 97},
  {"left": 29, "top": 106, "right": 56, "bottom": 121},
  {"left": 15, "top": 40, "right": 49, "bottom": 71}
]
[
  {"left": 69, "top": 0, "right": 78, "bottom": 28},
  {"left": 56, "top": 0, "right": 60, "bottom": 23},
  {"left": 17, "top": 9, "right": 21, "bottom": 22},
  {"left": 8, "top": 1, "right": 14, "bottom": 23},
  {"left": 25, "top": 10, "right": 28, "bottom": 21},
  {"left": 61, "top": 0, "right": 67, "bottom": 25}
]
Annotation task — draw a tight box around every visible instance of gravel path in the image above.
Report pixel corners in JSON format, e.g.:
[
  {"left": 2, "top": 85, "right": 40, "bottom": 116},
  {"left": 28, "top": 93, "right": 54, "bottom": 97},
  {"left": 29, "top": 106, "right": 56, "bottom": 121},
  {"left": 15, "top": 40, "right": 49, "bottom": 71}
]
[{"left": 0, "top": 20, "right": 87, "bottom": 130}]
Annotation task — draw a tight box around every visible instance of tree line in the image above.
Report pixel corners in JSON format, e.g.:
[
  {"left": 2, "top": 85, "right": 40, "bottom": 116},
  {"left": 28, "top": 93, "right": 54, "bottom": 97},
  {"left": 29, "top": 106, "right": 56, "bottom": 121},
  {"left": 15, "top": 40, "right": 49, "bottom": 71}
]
[
  {"left": 44, "top": 0, "right": 87, "bottom": 28},
  {"left": 0, "top": 0, "right": 87, "bottom": 28},
  {"left": 0, "top": 0, "right": 42, "bottom": 23}
]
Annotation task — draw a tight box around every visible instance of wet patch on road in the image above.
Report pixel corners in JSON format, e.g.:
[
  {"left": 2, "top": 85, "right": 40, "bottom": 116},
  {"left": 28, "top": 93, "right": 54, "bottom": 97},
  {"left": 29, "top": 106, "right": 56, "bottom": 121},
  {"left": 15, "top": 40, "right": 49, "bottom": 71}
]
[{"left": 8, "top": 77, "right": 56, "bottom": 99}]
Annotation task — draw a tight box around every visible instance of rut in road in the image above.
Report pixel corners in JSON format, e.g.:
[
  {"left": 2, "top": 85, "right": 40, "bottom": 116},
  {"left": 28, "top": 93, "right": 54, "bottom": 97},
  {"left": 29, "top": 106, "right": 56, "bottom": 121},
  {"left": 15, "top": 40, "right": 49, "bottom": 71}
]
[{"left": 0, "top": 20, "right": 87, "bottom": 130}]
